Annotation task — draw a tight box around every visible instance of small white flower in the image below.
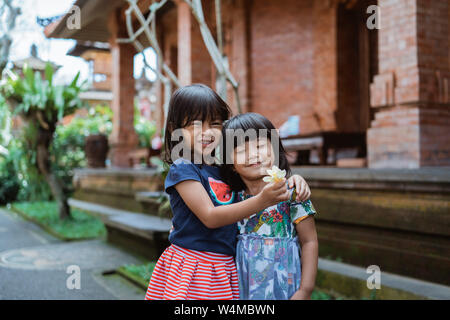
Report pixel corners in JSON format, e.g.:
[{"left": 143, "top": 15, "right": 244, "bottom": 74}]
[{"left": 263, "top": 165, "right": 286, "bottom": 183}]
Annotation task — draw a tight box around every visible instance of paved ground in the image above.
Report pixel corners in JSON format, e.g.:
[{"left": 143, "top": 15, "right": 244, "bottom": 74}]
[{"left": 0, "top": 208, "right": 147, "bottom": 300}]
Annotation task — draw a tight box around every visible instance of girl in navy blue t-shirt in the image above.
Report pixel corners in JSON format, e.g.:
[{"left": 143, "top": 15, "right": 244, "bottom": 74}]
[{"left": 145, "top": 84, "right": 311, "bottom": 300}]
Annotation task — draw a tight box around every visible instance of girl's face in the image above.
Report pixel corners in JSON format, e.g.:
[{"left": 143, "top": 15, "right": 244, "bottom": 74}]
[
  {"left": 232, "top": 137, "right": 275, "bottom": 181},
  {"left": 182, "top": 119, "right": 223, "bottom": 159}
]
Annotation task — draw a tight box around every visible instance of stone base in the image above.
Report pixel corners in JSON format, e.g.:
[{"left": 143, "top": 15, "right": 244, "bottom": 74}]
[
  {"left": 367, "top": 106, "right": 450, "bottom": 168},
  {"left": 72, "top": 168, "right": 164, "bottom": 215},
  {"left": 316, "top": 258, "right": 450, "bottom": 299},
  {"left": 106, "top": 226, "right": 169, "bottom": 261},
  {"left": 292, "top": 166, "right": 450, "bottom": 286}
]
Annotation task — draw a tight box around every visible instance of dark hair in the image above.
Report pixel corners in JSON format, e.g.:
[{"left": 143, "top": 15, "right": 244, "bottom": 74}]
[
  {"left": 163, "top": 84, "right": 231, "bottom": 164},
  {"left": 220, "top": 112, "right": 291, "bottom": 192}
]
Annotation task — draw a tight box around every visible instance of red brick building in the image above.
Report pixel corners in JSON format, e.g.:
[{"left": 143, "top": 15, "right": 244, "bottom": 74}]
[
  {"left": 45, "top": 1, "right": 450, "bottom": 287},
  {"left": 46, "top": 0, "right": 450, "bottom": 168}
]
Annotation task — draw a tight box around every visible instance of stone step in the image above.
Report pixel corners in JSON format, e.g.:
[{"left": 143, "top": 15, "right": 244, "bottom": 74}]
[
  {"left": 135, "top": 191, "right": 172, "bottom": 218},
  {"left": 68, "top": 198, "right": 172, "bottom": 260},
  {"left": 317, "top": 258, "right": 450, "bottom": 300},
  {"left": 135, "top": 191, "right": 168, "bottom": 204},
  {"left": 68, "top": 198, "right": 172, "bottom": 233}
]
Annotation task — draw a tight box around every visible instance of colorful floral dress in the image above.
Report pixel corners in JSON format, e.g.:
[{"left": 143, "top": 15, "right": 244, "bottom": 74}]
[{"left": 235, "top": 188, "right": 317, "bottom": 300}]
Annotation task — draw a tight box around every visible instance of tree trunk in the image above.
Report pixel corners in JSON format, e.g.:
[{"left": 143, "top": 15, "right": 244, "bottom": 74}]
[
  {"left": 35, "top": 127, "right": 71, "bottom": 220},
  {"left": 0, "top": 63, "right": 6, "bottom": 77}
]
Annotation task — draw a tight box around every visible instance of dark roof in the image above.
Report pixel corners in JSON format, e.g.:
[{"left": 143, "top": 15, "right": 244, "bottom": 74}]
[
  {"left": 67, "top": 41, "right": 110, "bottom": 57},
  {"left": 44, "top": 0, "right": 176, "bottom": 44},
  {"left": 12, "top": 56, "right": 60, "bottom": 71},
  {"left": 44, "top": 0, "right": 125, "bottom": 42}
]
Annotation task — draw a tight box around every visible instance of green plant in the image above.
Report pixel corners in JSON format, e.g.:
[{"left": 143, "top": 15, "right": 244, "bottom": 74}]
[
  {"left": 135, "top": 117, "right": 156, "bottom": 148},
  {"left": 0, "top": 151, "right": 20, "bottom": 205},
  {"left": 122, "top": 262, "right": 157, "bottom": 284},
  {"left": 0, "top": 94, "right": 12, "bottom": 148},
  {"left": 51, "top": 121, "right": 87, "bottom": 195},
  {"left": 150, "top": 156, "right": 169, "bottom": 180},
  {"left": 84, "top": 104, "right": 113, "bottom": 136},
  {"left": 2, "top": 64, "right": 87, "bottom": 120},
  {"left": 133, "top": 104, "right": 156, "bottom": 148},
  {"left": 1, "top": 63, "right": 87, "bottom": 219},
  {"left": 311, "top": 289, "right": 334, "bottom": 300}
]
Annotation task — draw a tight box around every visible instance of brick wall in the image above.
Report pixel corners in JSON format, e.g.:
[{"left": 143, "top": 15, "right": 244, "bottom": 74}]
[
  {"left": 368, "top": 107, "right": 421, "bottom": 168},
  {"left": 419, "top": 108, "right": 450, "bottom": 167},
  {"left": 313, "top": 0, "right": 338, "bottom": 133},
  {"left": 247, "top": 0, "right": 319, "bottom": 133},
  {"left": 156, "top": 0, "right": 450, "bottom": 168},
  {"left": 368, "top": 0, "right": 450, "bottom": 168}
]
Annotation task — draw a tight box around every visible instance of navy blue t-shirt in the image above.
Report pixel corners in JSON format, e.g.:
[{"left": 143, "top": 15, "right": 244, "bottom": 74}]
[{"left": 165, "top": 158, "right": 239, "bottom": 256}]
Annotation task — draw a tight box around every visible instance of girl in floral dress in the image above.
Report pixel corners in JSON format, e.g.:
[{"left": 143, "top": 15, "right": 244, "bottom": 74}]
[
  {"left": 146, "top": 85, "right": 311, "bottom": 300},
  {"left": 221, "top": 113, "right": 319, "bottom": 300}
]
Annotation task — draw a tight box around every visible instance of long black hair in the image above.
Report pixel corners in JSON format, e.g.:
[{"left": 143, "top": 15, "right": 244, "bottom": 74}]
[
  {"left": 220, "top": 112, "right": 291, "bottom": 192},
  {"left": 163, "top": 84, "right": 231, "bottom": 164}
]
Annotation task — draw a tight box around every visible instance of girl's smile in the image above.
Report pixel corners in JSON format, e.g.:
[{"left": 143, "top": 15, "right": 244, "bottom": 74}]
[
  {"left": 182, "top": 119, "right": 222, "bottom": 162},
  {"left": 234, "top": 137, "right": 276, "bottom": 181},
  {"left": 200, "top": 136, "right": 216, "bottom": 149},
  {"left": 248, "top": 161, "right": 262, "bottom": 167}
]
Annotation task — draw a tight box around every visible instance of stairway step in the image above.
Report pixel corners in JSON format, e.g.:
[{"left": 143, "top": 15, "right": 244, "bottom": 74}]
[{"left": 68, "top": 198, "right": 172, "bottom": 236}]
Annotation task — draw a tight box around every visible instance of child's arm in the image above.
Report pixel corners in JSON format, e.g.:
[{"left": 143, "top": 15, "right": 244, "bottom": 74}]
[
  {"left": 287, "top": 175, "right": 311, "bottom": 202},
  {"left": 175, "top": 179, "right": 289, "bottom": 229},
  {"left": 290, "top": 216, "right": 318, "bottom": 300}
]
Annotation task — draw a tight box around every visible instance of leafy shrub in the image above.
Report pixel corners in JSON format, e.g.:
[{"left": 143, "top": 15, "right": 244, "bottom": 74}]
[
  {"left": 135, "top": 117, "right": 156, "bottom": 148},
  {"left": 133, "top": 103, "right": 156, "bottom": 148},
  {"left": 1, "top": 85, "right": 157, "bottom": 202},
  {"left": 50, "top": 104, "right": 112, "bottom": 194},
  {"left": 0, "top": 151, "right": 20, "bottom": 205}
]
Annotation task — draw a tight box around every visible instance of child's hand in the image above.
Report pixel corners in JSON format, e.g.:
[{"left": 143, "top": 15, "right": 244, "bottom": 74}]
[
  {"left": 257, "top": 179, "right": 290, "bottom": 207},
  {"left": 287, "top": 175, "right": 311, "bottom": 202},
  {"left": 290, "top": 289, "right": 311, "bottom": 300}
]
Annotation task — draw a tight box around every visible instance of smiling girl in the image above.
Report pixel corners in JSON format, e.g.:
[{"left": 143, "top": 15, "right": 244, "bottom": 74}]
[
  {"left": 221, "top": 112, "right": 319, "bottom": 300},
  {"left": 145, "top": 84, "right": 311, "bottom": 300}
]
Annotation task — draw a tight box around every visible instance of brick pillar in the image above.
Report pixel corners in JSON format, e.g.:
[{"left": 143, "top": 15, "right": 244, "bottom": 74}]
[
  {"left": 368, "top": 0, "right": 450, "bottom": 168},
  {"left": 190, "top": 1, "right": 213, "bottom": 85},
  {"left": 108, "top": 11, "right": 138, "bottom": 167},
  {"left": 177, "top": 1, "right": 192, "bottom": 86},
  {"left": 229, "top": 0, "right": 250, "bottom": 114},
  {"left": 313, "top": 0, "right": 338, "bottom": 131},
  {"left": 176, "top": 0, "right": 213, "bottom": 87}
]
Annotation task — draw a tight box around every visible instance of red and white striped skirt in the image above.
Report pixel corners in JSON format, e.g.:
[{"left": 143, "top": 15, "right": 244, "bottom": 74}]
[{"left": 145, "top": 244, "right": 239, "bottom": 300}]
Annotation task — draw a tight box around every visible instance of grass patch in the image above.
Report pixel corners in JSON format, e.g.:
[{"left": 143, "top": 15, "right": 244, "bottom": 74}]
[
  {"left": 11, "top": 201, "right": 106, "bottom": 240},
  {"left": 311, "top": 289, "right": 336, "bottom": 300},
  {"left": 117, "top": 262, "right": 157, "bottom": 290}
]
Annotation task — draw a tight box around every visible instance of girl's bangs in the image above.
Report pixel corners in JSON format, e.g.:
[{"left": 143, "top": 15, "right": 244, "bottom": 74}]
[
  {"left": 181, "top": 100, "right": 228, "bottom": 127},
  {"left": 224, "top": 113, "right": 278, "bottom": 147}
]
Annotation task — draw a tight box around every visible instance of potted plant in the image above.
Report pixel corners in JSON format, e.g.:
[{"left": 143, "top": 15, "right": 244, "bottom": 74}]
[
  {"left": 128, "top": 102, "right": 158, "bottom": 166},
  {"left": 83, "top": 105, "right": 112, "bottom": 168}
]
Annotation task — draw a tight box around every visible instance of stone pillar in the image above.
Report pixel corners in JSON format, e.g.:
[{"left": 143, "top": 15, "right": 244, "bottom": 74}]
[
  {"left": 108, "top": 10, "right": 138, "bottom": 167},
  {"left": 368, "top": 0, "right": 450, "bottom": 168}
]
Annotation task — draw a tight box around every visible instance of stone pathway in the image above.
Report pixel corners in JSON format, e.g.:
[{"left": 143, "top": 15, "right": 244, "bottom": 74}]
[{"left": 0, "top": 208, "right": 147, "bottom": 300}]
